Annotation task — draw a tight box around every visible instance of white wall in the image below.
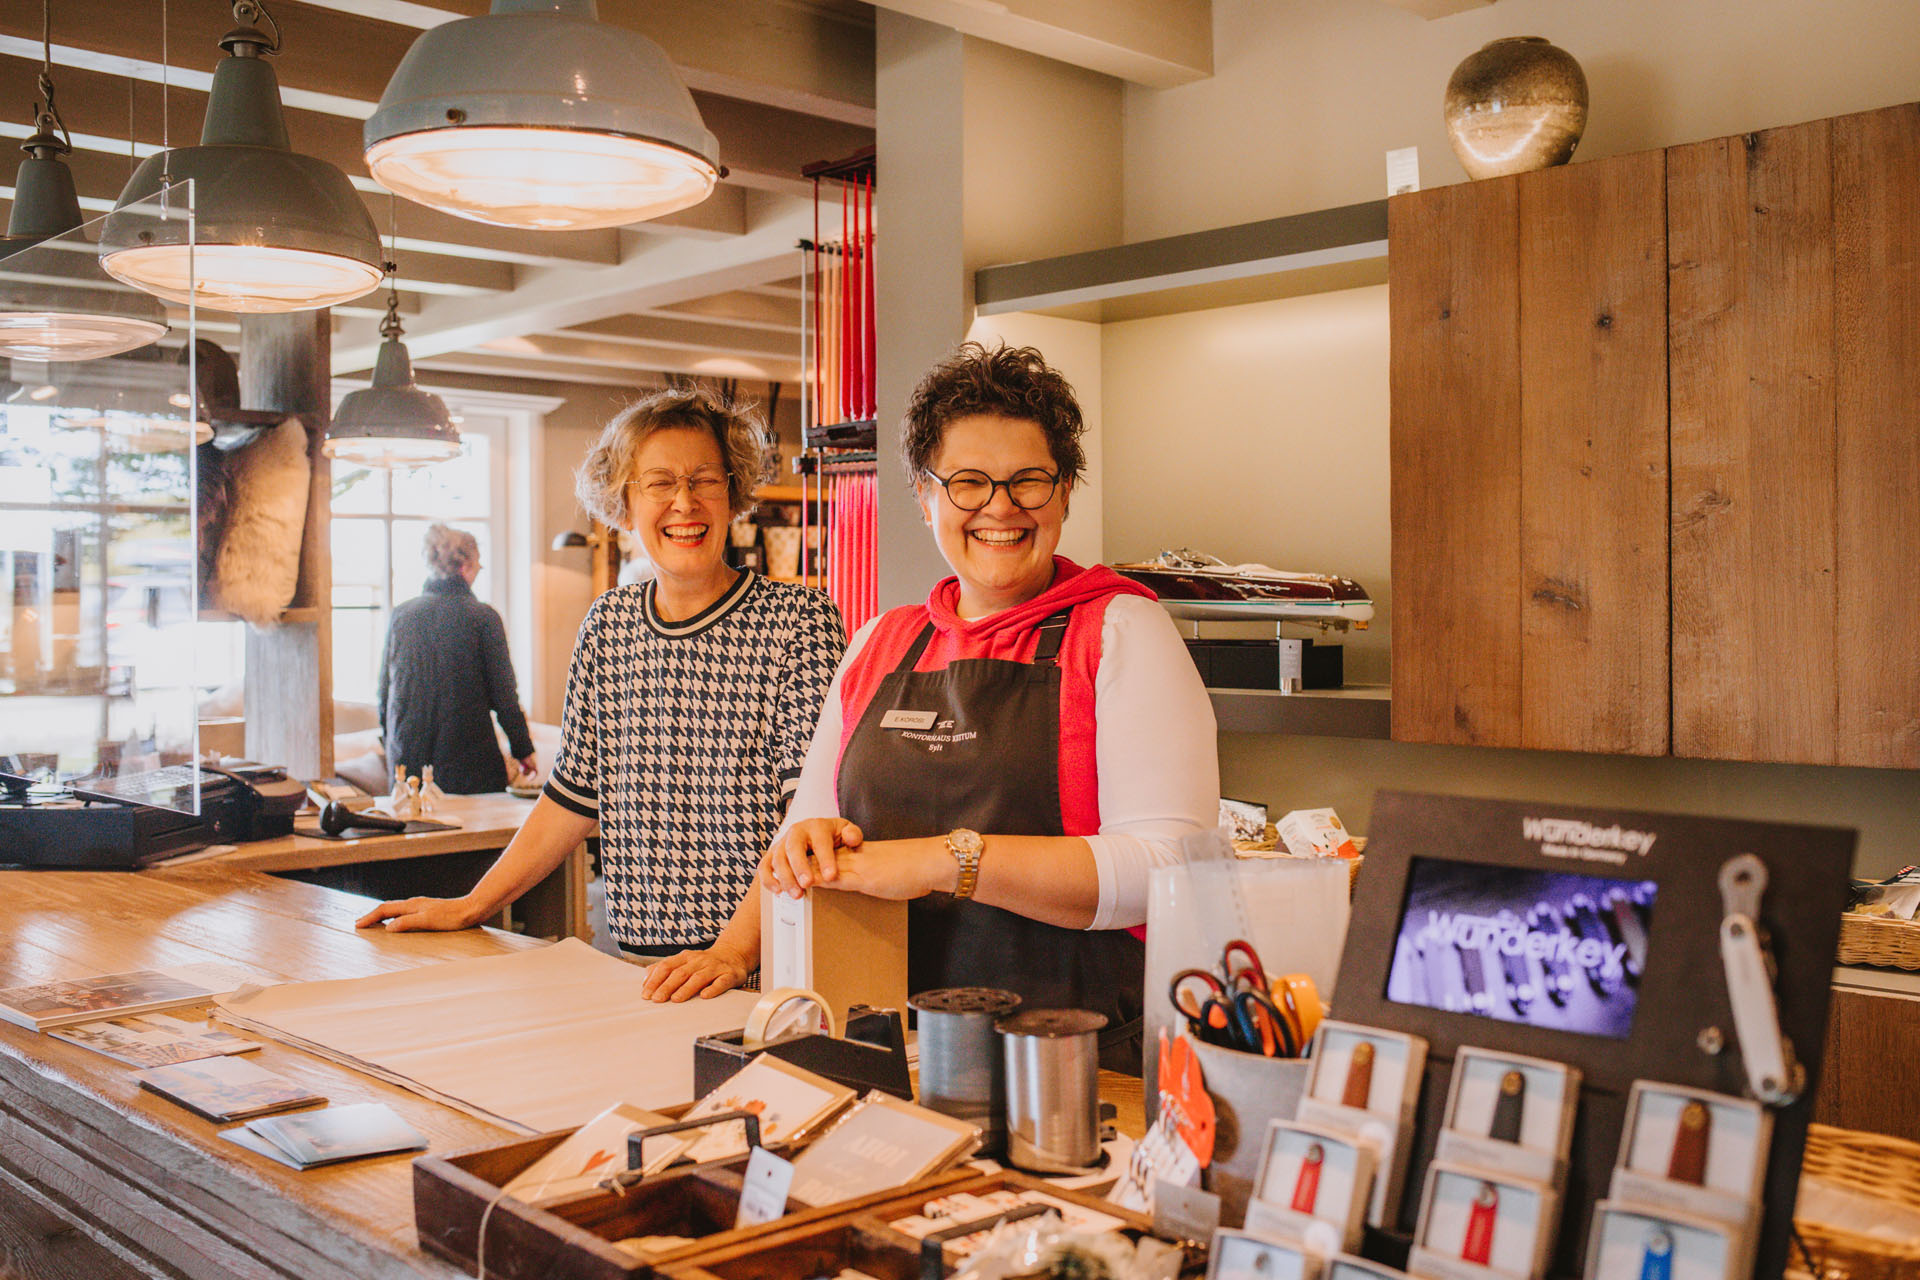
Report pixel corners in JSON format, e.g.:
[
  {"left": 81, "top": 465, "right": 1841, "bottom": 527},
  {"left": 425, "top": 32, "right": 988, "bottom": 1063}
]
[{"left": 1124, "top": 0, "right": 1920, "bottom": 240}]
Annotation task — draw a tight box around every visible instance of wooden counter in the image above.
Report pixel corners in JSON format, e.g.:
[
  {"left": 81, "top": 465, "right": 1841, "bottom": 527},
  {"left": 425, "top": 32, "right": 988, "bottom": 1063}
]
[
  {"left": 206, "top": 791, "right": 589, "bottom": 942},
  {"left": 0, "top": 865, "right": 539, "bottom": 1280}
]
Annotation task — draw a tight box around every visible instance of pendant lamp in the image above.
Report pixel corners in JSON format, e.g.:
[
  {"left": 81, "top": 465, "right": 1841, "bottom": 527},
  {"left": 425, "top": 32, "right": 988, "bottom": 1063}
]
[
  {"left": 101, "top": 1, "right": 383, "bottom": 313},
  {"left": 322, "top": 280, "right": 461, "bottom": 469},
  {"left": 363, "top": 0, "right": 721, "bottom": 231},
  {"left": 0, "top": 7, "right": 169, "bottom": 361}
]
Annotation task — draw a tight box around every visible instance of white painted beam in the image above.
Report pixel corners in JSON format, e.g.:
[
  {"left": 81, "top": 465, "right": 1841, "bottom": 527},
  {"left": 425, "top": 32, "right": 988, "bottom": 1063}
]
[
  {"left": 332, "top": 198, "right": 815, "bottom": 375},
  {"left": 1377, "top": 0, "right": 1497, "bottom": 18},
  {"left": 865, "top": 0, "right": 1210, "bottom": 88}
]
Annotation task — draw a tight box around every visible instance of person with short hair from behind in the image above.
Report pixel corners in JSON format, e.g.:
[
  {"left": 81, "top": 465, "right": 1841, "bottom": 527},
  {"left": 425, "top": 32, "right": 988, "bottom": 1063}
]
[{"left": 377, "top": 523, "right": 536, "bottom": 795}]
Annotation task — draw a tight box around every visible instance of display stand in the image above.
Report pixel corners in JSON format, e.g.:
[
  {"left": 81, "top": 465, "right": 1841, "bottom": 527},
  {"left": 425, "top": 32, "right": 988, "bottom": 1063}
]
[{"left": 1327, "top": 790, "right": 1853, "bottom": 1279}]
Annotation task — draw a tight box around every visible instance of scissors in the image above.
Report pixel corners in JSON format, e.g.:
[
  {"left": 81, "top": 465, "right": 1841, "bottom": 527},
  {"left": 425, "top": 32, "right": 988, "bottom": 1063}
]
[
  {"left": 1169, "top": 968, "right": 1235, "bottom": 1045},
  {"left": 1170, "top": 960, "right": 1295, "bottom": 1058}
]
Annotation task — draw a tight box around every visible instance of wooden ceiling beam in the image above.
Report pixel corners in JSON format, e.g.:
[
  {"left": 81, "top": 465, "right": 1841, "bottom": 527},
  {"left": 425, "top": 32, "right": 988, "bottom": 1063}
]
[
  {"left": 645, "top": 291, "right": 803, "bottom": 334},
  {"left": 866, "top": 0, "right": 1210, "bottom": 88},
  {"left": 536, "top": 317, "right": 800, "bottom": 361}
]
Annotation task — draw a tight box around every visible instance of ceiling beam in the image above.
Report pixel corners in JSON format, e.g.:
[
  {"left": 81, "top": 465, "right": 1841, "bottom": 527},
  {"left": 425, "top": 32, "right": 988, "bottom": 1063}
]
[
  {"left": 1376, "top": 0, "right": 1496, "bottom": 17},
  {"left": 865, "top": 0, "right": 1211, "bottom": 88},
  {"left": 332, "top": 196, "right": 815, "bottom": 375},
  {"left": 475, "top": 334, "right": 803, "bottom": 383},
  {"left": 540, "top": 316, "right": 800, "bottom": 361},
  {"left": 645, "top": 291, "right": 804, "bottom": 334},
  {"left": 277, "top": 0, "right": 877, "bottom": 125}
]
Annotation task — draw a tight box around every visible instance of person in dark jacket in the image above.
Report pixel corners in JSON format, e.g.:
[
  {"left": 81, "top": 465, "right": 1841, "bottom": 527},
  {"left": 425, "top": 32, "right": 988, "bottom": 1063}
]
[{"left": 377, "top": 524, "right": 536, "bottom": 794}]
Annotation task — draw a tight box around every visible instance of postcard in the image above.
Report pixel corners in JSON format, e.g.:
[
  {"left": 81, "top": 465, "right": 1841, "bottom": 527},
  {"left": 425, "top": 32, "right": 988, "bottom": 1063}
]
[
  {"left": 136, "top": 1055, "right": 324, "bottom": 1122},
  {"left": 502, "top": 1102, "right": 682, "bottom": 1204},
  {"left": 677, "top": 1056, "right": 855, "bottom": 1164},
  {"left": 50, "top": 1012, "right": 259, "bottom": 1068},
  {"left": 245, "top": 1103, "right": 427, "bottom": 1168}
]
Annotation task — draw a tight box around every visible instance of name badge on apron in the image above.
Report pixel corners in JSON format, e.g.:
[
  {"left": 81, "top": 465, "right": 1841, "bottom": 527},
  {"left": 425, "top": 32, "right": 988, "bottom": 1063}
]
[{"left": 880, "top": 709, "right": 938, "bottom": 731}]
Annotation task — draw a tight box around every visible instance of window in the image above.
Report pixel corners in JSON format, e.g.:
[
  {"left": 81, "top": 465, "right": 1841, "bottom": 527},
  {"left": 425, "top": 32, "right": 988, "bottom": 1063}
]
[{"left": 330, "top": 417, "right": 504, "bottom": 709}]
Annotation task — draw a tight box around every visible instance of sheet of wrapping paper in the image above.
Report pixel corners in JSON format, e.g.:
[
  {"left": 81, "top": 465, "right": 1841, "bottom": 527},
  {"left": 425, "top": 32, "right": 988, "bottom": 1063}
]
[{"left": 215, "top": 939, "right": 759, "bottom": 1133}]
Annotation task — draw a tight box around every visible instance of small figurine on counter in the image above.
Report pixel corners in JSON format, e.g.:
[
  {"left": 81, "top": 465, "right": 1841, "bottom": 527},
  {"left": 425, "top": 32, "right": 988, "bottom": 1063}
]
[
  {"left": 418, "top": 766, "right": 445, "bottom": 817},
  {"left": 385, "top": 765, "right": 419, "bottom": 820}
]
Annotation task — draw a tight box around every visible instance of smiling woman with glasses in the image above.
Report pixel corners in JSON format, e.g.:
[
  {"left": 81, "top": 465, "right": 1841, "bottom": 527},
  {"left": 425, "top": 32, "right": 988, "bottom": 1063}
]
[
  {"left": 357, "top": 387, "right": 846, "bottom": 1004},
  {"left": 646, "top": 341, "right": 1219, "bottom": 1074}
]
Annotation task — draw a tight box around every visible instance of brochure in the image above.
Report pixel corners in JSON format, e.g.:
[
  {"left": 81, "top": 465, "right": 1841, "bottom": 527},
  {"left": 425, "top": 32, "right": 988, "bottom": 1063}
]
[
  {"left": 50, "top": 1012, "right": 260, "bottom": 1068},
  {"left": 0, "top": 963, "right": 262, "bottom": 1032},
  {"left": 136, "top": 1055, "right": 324, "bottom": 1123}
]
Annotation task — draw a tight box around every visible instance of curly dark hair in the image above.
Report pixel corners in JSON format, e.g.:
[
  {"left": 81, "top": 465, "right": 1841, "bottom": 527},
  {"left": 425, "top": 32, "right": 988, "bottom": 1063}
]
[
  {"left": 900, "top": 341, "right": 1086, "bottom": 486},
  {"left": 575, "top": 385, "right": 769, "bottom": 528}
]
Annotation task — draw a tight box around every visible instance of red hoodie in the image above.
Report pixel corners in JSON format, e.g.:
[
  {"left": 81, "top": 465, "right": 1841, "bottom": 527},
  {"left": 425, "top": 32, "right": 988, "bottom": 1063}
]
[{"left": 833, "top": 558, "right": 1156, "bottom": 838}]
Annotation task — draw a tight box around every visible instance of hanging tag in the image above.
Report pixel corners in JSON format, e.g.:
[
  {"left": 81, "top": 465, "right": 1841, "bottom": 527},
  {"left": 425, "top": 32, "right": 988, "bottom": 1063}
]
[
  {"left": 1290, "top": 1142, "right": 1324, "bottom": 1214},
  {"left": 1639, "top": 1227, "right": 1674, "bottom": 1280},
  {"left": 1489, "top": 1069, "right": 1527, "bottom": 1144},
  {"left": 1461, "top": 1182, "right": 1498, "bottom": 1265},
  {"left": 1667, "top": 1100, "right": 1711, "bottom": 1185},
  {"left": 1341, "top": 1040, "right": 1375, "bottom": 1110},
  {"left": 734, "top": 1147, "right": 795, "bottom": 1228}
]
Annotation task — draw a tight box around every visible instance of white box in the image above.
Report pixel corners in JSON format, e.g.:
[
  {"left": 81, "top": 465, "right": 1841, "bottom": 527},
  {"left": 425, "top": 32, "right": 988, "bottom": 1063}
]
[
  {"left": 1408, "top": 1162, "right": 1559, "bottom": 1280},
  {"left": 1244, "top": 1120, "right": 1377, "bottom": 1255},
  {"left": 1582, "top": 1200, "right": 1746, "bottom": 1280},
  {"left": 1327, "top": 1256, "right": 1410, "bottom": 1280},
  {"left": 1610, "top": 1081, "right": 1770, "bottom": 1230},
  {"left": 1207, "top": 1228, "right": 1322, "bottom": 1280},
  {"left": 1298, "top": 1021, "right": 1427, "bottom": 1228},
  {"left": 1434, "top": 1048, "right": 1581, "bottom": 1187}
]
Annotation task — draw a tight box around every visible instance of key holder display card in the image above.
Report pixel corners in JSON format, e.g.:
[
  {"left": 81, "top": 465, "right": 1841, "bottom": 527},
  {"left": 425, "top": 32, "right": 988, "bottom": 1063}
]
[
  {"left": 1329, "top": 791, "right": 1854, "bottom": 1280},
  {"left": 1244, "top": 1120, "right": 1378, "bottom": 1256},
  {"left": 1326, "top": 1256, "right": 1411, "bottom": 1280},
  {"left": 1436, "top": 1049, "right": 1581, "bottom": 1186},
  {"left": 1209, "top": 1228, "right": 1323, "bottom": 1280},
  {"left": 1409, "top": 1163, "right": 1559, "bottom": 1280},
  {"left": 1581, "top": 1202, "right": 1742, "bottom": 1280},
  {"left": 1610, "top": 1082, "right": 1770, "bottom": 1234},
  {"left": 1297, "top": 1021, "right": 1426, "bottom": 1229}
]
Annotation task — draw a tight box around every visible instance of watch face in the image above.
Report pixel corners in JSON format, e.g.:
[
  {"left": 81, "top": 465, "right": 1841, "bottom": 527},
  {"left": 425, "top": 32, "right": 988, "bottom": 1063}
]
[{"left": 951, "top": 828, "right": 983, "bottom": 856}]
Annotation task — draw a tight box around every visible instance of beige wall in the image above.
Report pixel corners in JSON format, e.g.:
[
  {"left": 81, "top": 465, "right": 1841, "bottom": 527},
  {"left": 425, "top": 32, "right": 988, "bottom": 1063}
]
[
  {"left": 1095, "top": 0, "right": 1920, "bottom": 875},
  {"left": 1123, "top": 0, "right": 1920, "bottom": 240}
]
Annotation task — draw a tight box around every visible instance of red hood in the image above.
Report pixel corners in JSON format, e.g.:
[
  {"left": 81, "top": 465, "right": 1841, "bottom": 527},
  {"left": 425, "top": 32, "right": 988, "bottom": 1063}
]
[{"left": 924, "top": 558, "right": 1156, "bottom": 640}]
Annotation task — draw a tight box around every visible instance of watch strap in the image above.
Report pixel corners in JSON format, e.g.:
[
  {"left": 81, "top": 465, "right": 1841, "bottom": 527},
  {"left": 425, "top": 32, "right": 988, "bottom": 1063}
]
[
  {"left": 947, "top": 829, "right": 981, "bottom": 901},
  {"left": 1489, "top": 1068, "right": 1527, "bottom": 1144}
]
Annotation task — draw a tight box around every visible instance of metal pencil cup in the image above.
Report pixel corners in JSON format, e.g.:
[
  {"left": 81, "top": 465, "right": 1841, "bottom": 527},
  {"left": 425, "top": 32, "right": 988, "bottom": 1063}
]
[{"left": 998, "top": 1008, "right": 1107, "bottom": 1175}]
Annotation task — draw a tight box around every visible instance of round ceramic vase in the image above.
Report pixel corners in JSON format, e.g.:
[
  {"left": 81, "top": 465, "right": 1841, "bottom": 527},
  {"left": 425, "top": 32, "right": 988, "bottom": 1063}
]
[{"left": 1444, "top": 36, "right": 1589, "bottom": 180}]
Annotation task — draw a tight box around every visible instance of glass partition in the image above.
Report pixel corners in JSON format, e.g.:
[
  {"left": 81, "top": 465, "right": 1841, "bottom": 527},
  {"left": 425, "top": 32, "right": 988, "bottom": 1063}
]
[{"left": 0, "top": 190, "right": 202, "bottom": 813}]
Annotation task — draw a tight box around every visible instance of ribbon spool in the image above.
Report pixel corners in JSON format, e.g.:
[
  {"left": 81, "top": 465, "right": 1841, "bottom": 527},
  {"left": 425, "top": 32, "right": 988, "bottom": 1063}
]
[
  {"left": 910, "top": 987, "right": 1021, "bottom": 1159},
  {"left": 742, "top": 987, "right": 838, "bottom": 1048}
]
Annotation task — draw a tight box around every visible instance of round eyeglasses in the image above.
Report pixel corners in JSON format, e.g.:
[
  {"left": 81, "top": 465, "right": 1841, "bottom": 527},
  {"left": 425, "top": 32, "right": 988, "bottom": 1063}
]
[
  {"left": 924, "top": 467, "right": 1060, "bottom": 511},
  {"left": 631, "top": 469, "right": 729, "bottom": 504}
]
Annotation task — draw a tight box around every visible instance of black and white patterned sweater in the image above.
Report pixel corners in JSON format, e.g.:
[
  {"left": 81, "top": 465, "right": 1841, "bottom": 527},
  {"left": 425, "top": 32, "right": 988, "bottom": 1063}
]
[{"left": 544, "top": 572, "right": 845, "bottom": 948}]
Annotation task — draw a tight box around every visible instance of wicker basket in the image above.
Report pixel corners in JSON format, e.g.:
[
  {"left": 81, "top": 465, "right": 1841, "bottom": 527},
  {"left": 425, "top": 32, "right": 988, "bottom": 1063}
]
[
  {"left": 1836, "top": 913, "right": 1920, "bottom": 970},
  {"left": 1788, "top": 1124, "right": 1920, "bottom": 1280}
]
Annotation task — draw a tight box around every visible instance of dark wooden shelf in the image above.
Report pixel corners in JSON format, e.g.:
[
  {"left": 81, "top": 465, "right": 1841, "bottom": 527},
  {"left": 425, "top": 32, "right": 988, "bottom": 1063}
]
[
  {"left": 974, "top": 199, "right": 1388, "bottom": 323},
  {"left": 1209, "top": 684, "right": 1390, "bottom": 739}
]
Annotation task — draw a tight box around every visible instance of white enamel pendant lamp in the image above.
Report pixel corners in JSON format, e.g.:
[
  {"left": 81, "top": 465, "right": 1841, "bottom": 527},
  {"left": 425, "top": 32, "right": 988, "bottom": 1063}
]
[{"left": 363, "top": 0, "right": 721, "bottom": 231}]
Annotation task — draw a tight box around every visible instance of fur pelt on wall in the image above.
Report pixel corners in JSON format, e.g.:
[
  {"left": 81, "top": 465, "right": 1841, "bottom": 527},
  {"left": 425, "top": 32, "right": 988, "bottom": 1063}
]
[{"left": 209, "top": 416, "right": 310, "bottom": 626}]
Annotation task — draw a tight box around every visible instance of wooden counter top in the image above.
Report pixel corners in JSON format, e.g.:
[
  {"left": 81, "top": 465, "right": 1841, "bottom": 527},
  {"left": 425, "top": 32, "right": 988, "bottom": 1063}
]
[
  {"left": 0, "top": 864, "right": 540, "bottom": 1280},
  {"left": 209, "top": 791, "right": 538, "bottom": 873}
]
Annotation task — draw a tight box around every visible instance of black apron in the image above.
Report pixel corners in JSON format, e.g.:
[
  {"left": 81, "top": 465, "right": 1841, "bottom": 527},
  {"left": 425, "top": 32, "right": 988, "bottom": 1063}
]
[{"left": 836, "top": 610, "right": 1146, "bottom": 1073}]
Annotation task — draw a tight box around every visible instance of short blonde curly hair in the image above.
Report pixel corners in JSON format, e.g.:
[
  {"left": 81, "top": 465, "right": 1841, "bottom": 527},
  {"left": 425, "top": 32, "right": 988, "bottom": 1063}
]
[
  {"left": 574, "top": 386, "right": 769, "bottom": 529},
  {"left": 422, "top": 522, "right": 479, "bottom": 577}
]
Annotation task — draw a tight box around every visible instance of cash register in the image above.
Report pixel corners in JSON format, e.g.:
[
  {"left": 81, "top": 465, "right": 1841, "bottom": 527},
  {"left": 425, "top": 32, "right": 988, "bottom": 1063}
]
[{"left": 0, "top": 760, "right": 308, "bottom": 870}]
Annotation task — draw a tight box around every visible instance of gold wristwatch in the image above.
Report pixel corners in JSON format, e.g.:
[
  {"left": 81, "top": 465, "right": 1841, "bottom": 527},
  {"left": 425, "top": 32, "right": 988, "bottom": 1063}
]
[{"left": 946, "top": 828, "right": 983, "bottom": 900}]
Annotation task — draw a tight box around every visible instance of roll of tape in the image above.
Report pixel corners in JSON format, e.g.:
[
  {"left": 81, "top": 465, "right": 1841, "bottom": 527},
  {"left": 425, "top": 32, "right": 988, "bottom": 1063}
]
[{"left": 743, "top": 987, "right": 837, "bottom": 1047}]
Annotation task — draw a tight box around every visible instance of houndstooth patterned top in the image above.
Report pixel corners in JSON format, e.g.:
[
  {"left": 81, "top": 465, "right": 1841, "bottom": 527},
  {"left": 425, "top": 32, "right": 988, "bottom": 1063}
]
[{"left": 544, "top": 572, "right": 845, "bottom": 948}]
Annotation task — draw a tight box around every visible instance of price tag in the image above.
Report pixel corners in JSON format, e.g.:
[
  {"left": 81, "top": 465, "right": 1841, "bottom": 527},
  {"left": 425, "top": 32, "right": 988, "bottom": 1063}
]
[
  {"left": 1387, "top": 146, "right": 1421, "bottom": 196},
  {"left": 734, "top": 1147, "right": 795, "bottom": 1228}
]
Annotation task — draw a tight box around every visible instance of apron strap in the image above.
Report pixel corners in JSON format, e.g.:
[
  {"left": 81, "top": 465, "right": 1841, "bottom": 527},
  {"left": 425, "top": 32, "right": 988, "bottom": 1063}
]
[
  {"left": 894, "top": 621, "right": 939, "bottom": 674},
  {"left": 1031, "top": 611, "right": 1072, "bottom": 666},
  {"left": 894, "top": 609, "right": 1073, "bottom": 675}
]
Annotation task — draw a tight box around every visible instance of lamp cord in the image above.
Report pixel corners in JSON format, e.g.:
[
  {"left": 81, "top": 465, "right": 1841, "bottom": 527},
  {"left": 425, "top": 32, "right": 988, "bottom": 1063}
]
[
  {"left": 31, "top": 0, "right": 69, "bottom": 155},
  {"left": 382, "top": 191, "right": 402, "bottom": 340}
]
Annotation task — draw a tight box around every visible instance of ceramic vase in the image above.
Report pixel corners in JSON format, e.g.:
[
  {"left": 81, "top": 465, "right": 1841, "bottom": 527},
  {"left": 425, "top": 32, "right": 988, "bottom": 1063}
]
[{"left": 1444, "top": 36, "right": 1588, "bottom": 180}]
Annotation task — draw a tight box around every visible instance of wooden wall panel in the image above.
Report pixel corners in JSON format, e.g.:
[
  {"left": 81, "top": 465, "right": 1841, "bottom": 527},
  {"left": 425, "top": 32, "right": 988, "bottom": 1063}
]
[
  {"left": 1389, "top": 179, "right": 1522, "bottom": 746},
  {"left": 1834, "top": 104, "right": 1920, "bottom": 768},
  {"left": 1670, "top": 120, "right": 1839, "bottom": 763},
  {"left": 1517, "top": 150, "right": 1670, "bottom": 754}
]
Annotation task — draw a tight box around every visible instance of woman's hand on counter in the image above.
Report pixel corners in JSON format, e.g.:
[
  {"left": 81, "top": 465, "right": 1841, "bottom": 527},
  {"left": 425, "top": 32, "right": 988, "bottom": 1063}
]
[
  {"left": 640, "top": 945, "right": 753, "bottom": 1002},
  {"left": 354, "top": 894, "right": 485, "bottom": 932}
]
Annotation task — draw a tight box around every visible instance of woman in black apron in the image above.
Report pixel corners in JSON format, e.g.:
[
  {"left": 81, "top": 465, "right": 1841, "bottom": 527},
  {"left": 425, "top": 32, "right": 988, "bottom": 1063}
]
[{"left": 756, "top": 342, "right": 1219, "bottom": 1074}]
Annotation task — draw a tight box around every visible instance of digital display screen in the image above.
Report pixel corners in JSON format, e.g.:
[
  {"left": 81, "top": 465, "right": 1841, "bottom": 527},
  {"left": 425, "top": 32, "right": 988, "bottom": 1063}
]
[{"left": 1385, "top": 857, "right": 1657, "bottom": 1039}]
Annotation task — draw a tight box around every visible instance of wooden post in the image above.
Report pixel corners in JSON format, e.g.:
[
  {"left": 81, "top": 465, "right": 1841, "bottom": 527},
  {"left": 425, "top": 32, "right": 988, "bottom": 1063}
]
[{"left": 239, "top": 311, "right": 334, "bottom": 779}]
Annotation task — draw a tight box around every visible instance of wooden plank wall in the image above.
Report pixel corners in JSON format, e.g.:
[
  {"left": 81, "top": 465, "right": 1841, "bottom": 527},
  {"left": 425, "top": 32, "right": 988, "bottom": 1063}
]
[
  {"left": 1390, "top": 178, "right": 1524, "bottom": 747},
  {"left": 1518, "top": 150, "right": 1670, "bottom": 755}
]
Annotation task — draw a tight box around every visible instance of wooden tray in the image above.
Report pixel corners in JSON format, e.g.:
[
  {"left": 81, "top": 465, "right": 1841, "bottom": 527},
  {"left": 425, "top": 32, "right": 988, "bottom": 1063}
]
[
  {"left": 412, "top": 1127, "right": 975, "bottom": 1280},
  {"left": 663, "top": 1170, "right": 1203, "bottom": 1280}
]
